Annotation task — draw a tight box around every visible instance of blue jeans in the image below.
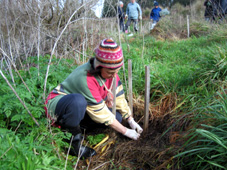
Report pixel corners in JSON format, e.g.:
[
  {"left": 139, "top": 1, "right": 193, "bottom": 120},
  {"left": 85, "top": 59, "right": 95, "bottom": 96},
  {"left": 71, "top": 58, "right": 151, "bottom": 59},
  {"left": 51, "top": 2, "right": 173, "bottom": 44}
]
[{"left": 55, "top": 94, "right": 122, "bottom": 132}]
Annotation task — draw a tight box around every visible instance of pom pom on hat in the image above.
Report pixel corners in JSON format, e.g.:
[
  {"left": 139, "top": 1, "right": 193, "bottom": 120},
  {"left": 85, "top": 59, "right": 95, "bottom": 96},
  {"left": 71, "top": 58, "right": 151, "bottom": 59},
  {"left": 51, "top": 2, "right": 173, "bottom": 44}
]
[{"left": 94, "top": 38, "right": 124, "bottom": 69}]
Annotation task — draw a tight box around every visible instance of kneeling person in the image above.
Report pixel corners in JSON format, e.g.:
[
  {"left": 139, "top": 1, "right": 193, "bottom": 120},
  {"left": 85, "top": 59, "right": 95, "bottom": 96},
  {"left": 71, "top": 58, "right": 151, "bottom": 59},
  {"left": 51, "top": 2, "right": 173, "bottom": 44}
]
[{"left": 45, "top": 39, "right": 143, "bottom": 158}]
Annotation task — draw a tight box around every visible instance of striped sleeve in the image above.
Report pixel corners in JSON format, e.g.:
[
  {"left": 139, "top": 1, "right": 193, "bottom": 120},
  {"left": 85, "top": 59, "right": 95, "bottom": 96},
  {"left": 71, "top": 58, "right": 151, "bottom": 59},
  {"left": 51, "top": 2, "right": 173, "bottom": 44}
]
[
  {"left": 86, "top": 75, "right": 115, "bottom": 126},
  {"left": 86, "top": 102, "right": 115, "bottom": 125},
  {"left": 115, "top": 75, "right": 132, "bottom": 119}
]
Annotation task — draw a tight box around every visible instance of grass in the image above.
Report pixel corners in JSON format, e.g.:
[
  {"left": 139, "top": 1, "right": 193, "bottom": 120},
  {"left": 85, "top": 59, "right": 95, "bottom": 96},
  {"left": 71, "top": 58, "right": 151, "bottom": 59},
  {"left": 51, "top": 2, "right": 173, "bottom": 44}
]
[
  {"left": 174, "top": 89, "right": 227, "bottom": 169},
  {"left": 121, "top": 32, "right": 227, "bottom": 97},
  {"left": 1, "top": 16, "right": 227, "bottom": 169},
  {"left": 119, "top": 24, "right": 227, "bottom": 169}
]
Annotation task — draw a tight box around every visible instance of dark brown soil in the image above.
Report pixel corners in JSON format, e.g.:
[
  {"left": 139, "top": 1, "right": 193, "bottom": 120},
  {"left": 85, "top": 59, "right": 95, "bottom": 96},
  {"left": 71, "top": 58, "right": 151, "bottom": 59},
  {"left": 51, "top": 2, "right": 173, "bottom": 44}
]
[{"left": 77, "top": 93, "right": 189, "bottom": 170}]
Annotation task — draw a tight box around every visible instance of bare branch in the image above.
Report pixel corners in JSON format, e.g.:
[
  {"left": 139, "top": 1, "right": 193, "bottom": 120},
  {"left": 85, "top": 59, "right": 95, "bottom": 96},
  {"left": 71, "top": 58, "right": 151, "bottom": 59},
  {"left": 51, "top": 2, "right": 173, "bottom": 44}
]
[
  {"left": 43, "top": 0, "right": 95, "bottom": 99},
  {"left": 0, "top": 47, "right": 33, "bottom": 96}
]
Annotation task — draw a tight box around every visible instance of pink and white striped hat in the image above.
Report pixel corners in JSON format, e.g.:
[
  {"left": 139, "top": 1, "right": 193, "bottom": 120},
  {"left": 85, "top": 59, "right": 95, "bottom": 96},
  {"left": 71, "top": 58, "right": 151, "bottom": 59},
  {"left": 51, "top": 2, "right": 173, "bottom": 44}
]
[{"left": 94, "top": 38, "right": 124, "bottom": 69}]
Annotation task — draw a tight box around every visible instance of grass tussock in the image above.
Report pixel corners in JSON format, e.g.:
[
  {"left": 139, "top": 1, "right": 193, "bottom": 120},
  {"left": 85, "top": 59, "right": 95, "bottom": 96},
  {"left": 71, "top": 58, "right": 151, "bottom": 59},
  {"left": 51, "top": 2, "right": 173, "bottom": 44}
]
[{"left": 175, "top": 89, "right": 227, "bottom": 169}]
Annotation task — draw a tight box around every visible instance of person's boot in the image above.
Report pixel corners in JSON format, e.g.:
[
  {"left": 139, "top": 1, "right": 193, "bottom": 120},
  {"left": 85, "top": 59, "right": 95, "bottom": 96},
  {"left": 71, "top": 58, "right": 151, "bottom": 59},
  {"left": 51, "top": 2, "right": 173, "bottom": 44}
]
[
  {"left": 70, "top": 133, "right": 97, "bottom": 158},
  {"left": 62, "top": 125, "right": 96, "bottom": 158}
]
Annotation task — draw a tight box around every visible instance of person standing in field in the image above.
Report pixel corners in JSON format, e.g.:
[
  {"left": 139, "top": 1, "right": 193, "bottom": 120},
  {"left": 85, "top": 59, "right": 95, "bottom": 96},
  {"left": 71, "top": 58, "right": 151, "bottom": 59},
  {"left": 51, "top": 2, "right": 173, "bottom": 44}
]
[
  {"left": 204, "top": 0, "right": 214, "bottom": 21},
  {"left": 44, "top": 39, "right": 143, "bottom": 159},
  {"left": 150, "top": 2, "right": 162, "bottom": 30},
  {"left": 125, "top": 0, "right": 142, "bottom": 33},
  {"left": 118, "top": 1, "right": 125, "bottom": 32}
]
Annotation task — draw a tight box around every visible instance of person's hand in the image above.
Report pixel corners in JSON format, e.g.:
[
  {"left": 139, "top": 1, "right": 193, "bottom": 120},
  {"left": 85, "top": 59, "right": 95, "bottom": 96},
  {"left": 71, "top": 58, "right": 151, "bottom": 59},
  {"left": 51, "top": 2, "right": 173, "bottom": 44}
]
[
  {"left": 139, "top": 16, "right": 142, "bottom": 20},
  {"left": 125, "top": 14, "right": 128, "bottom": 19},
  {"left": 128, "top": 117, "right": 143, "bottom": 134},
  {"left": 124, "top": 128, "right": 140, "bottom": 140}
]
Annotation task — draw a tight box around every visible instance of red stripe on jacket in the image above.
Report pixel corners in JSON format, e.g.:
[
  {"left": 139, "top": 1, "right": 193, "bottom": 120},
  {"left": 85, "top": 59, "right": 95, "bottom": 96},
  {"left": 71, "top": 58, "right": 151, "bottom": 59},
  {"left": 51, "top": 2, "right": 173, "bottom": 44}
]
[{"left": 44, "top": 92, "right": 61, "bottom": 128}]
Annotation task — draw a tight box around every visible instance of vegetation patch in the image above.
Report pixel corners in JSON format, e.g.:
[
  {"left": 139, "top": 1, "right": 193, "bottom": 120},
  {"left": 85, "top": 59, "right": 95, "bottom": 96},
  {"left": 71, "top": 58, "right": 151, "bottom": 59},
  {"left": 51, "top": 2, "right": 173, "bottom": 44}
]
[{"left": 1, "top": 0, "right": 227, "bottom": 169}]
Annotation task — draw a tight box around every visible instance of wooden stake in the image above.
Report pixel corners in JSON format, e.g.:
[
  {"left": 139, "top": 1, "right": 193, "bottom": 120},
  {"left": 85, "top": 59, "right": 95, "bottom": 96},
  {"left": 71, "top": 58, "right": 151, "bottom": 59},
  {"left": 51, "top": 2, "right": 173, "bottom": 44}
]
[
  {"left": 143, "top": 66, "right": 150, "bottom": 131},
  {"left": 128, "top": 59, "right": 133, "bottom": 116},
  {"left": 187, "top": 15, "right": 190, "bottom": 38},
  {"left": 179, "top": 15, "right": 182, "bottom": 27},
  {"left": 117, "top": 13, "right": 128, "bottom": 95},
  {"left": 82, "top": 42, "right": 85, "bottom": 63},
  {"left": 111, "top": 22, "right": 113, "bottom": 33},
  {"left": 140, "top": 19, "right": 142, "bottom": 33},
  {"left": 91, "top": 20, "right": 93, "bottom": 47},
  {"left": 112, "top": 77, "right": 117, "bottom": 117}
]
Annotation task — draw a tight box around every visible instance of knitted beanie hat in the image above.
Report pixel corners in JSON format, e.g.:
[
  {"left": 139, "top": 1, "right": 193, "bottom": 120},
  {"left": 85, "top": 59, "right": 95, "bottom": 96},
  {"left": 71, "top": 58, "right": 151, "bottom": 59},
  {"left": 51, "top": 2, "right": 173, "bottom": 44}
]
[
  {"left": 94, "top": 38, "right": 124, "bottom": 69},
  {"left": 154, "top": 2, "right": 159, "bottom": 6}
]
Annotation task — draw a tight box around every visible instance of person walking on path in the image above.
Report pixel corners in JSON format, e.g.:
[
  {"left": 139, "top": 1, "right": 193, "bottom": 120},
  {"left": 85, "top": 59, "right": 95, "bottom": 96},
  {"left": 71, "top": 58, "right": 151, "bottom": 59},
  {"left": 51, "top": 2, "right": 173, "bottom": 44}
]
[
  {"left": 125, "top": 0, "right": 142, "bottom": 33},
  {"left": 44, "top": 39, "right": 143, "bottom": 159},
  {"left": 118, "top": 1, "right": 125, "bottom": 32},
  {"left": 150, "top": 2, "right": 162, "bottom": 30}
]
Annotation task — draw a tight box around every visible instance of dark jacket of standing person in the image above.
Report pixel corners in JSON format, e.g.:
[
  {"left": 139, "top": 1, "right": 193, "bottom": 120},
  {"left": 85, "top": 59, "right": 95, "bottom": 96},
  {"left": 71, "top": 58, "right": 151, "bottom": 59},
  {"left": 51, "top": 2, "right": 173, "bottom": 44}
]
[
  {"left": 204, "top": 0, "right": 213, "bottom": 17},
  {"left": 150, "top": 2, "right": 162, "bottom": 22},
  {"left": 118, "top": 1, "right": 125, "bottom": 31},
  {"left": 118, "top": 6, "right": 125, "bottom": 21}
]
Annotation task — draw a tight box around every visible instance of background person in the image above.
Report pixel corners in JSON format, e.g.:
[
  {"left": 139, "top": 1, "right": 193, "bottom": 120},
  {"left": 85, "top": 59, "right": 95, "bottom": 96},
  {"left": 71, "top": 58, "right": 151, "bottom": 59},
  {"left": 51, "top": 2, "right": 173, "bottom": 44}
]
[
  {"left": 125, "top": 0, "right": 142, "bottom": 33},
  {"left": 118, "top": 1, "right": 125, "bottom": 32},
  {"left": 150, "top": 2, "right": 162, "bottom": 30},
  {"left": 45, "top": 39, "right": 143, "bottom": 159},
  {"left": 204, "top": 0, "right": 214, "bottom": 21}
]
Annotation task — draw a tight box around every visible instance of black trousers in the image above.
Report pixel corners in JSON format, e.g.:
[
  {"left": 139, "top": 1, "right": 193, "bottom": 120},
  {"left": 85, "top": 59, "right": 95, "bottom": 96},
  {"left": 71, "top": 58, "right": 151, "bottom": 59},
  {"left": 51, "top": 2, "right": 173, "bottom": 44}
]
[
  {"left": 55, "top": 93, "right": 122, "bottom": 134},
  {"left": 119, "top": 18, "right": 125, "bottom": 32},
  {"left": 125, "top": 18, "right": 138, "bottom": 32}
]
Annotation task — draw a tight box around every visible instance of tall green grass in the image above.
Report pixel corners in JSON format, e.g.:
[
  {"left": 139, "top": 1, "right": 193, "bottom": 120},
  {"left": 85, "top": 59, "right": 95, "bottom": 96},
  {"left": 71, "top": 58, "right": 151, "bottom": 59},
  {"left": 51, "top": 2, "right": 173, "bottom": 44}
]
[
  {"left": 121, "top": 32, "right": 227, "bottom": 98},
  {"left": 175, "top": 89, "right": 227, "bottom": 169},
  {"left": 121, "top": 27, "right": 227, "bottom": 168}
]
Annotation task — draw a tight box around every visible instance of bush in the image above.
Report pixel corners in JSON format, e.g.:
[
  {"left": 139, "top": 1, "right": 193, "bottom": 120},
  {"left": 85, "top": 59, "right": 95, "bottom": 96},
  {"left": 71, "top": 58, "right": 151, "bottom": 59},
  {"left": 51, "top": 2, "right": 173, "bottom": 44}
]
[
  {"left": 0, "top": 125, "right": 72, "bottom": 169},
  {"left": 0, "top": 56, "right": 77, "bottom": 169},
  {"left": 143, "top": 8, "right": 151, "bottom": 18}
]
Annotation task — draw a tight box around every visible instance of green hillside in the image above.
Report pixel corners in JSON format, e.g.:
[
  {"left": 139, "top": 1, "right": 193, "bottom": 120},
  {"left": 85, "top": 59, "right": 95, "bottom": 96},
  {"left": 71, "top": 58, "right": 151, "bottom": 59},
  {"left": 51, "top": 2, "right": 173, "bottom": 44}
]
[{"left": 1, "top": 25, "right": 227, "bottom": 169}]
